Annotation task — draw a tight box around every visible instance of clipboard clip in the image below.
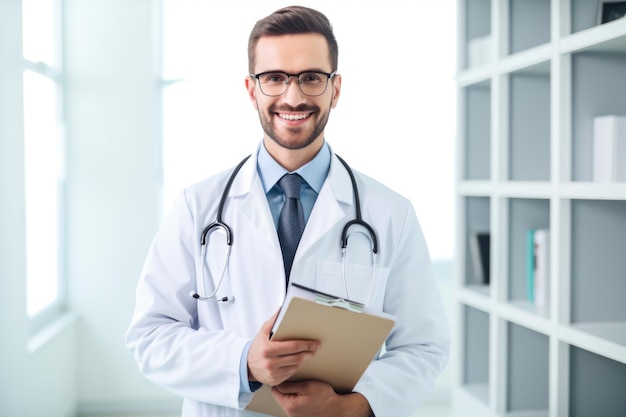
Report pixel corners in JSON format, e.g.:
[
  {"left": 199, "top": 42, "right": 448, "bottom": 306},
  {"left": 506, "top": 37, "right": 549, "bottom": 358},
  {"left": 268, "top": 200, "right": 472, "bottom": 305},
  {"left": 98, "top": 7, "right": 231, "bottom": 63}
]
[
  {"left": 315, "top": 293, "right": 364, "bottom": 313},
  {"left": 289, "top": 282, "right": 365, "bottom": 313}
]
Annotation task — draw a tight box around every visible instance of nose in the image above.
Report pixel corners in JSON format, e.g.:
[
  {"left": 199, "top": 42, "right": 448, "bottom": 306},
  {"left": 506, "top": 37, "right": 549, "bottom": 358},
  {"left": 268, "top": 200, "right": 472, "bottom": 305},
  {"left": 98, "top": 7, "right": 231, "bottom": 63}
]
[{"left": 281, "top": 76, "right": 306, "bottom": 104}]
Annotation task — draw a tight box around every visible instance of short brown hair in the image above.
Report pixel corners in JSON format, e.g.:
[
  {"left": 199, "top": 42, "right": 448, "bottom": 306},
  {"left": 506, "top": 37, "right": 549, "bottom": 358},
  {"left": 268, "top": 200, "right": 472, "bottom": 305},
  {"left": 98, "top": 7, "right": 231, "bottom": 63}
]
[{"left": 247, "top": 6, "right": 339, "bottom": 74}]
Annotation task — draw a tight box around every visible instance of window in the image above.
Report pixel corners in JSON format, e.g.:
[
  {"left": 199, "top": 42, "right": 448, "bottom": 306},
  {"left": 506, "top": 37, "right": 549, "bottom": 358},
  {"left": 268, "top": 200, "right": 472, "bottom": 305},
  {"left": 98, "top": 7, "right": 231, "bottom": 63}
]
[
  {"left": 161, "top": 0, "right": 456, "bottom": 262},
  {"left": 22, "top": 0, "right": 66, "bottom": 321}
]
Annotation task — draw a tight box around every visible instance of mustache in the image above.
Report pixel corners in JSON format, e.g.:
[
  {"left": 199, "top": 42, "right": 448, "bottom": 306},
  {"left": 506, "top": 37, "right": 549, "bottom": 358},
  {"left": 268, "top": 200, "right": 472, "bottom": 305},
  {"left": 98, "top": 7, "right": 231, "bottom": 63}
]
[{"left": 271, "top": 104, "right": 318, "bottom": 113}]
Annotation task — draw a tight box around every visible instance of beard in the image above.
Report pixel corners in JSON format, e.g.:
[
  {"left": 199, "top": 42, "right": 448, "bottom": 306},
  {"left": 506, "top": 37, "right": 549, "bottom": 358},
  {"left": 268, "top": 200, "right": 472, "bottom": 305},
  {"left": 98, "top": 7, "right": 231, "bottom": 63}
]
[{"left": 258, "top": 103, "right": 331, "bottom": 150}]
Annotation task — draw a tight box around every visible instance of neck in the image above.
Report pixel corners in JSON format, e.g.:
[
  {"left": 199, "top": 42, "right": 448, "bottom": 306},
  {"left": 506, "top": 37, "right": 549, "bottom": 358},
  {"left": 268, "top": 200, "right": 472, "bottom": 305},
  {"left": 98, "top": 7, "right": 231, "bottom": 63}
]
[{"left": 263, "top": 136, "right": 324, "bottom": 172}]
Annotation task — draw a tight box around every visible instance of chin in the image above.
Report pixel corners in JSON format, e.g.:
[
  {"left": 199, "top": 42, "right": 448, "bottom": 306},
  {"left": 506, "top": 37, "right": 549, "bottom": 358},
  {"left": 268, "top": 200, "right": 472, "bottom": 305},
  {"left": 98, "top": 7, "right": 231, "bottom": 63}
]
[{"left": 271, "top": 133, "right": 318, "bottom": 151}]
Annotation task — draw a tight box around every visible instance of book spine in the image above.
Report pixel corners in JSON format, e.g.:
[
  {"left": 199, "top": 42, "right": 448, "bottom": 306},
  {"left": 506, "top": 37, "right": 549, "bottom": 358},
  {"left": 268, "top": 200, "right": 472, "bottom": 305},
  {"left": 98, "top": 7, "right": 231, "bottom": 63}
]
[
  {"left": 470, "top": 232, "right": 490, "bottom": 285},
  {"left": 526, "top": 229, "right": 535, "bottom": 303},
  {"left": 616, "top": 117, "right": 626, "bottom": 181},
  {"left": 533, "top": 230, "right": 550, "bottom": 307}
]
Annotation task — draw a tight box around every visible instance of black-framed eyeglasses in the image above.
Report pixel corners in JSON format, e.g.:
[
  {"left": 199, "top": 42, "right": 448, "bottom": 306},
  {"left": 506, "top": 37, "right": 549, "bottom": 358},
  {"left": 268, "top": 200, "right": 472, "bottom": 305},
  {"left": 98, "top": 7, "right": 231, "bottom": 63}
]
[{"left": 251, "top": 70, "right": 337, "bottom": 97}]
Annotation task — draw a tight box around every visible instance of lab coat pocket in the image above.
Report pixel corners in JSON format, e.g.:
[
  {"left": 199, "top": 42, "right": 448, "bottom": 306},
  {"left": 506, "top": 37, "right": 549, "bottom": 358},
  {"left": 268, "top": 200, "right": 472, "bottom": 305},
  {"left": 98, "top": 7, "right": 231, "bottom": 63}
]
[{"left": 316, "top": 261, "right": 389, "bottom": 309}]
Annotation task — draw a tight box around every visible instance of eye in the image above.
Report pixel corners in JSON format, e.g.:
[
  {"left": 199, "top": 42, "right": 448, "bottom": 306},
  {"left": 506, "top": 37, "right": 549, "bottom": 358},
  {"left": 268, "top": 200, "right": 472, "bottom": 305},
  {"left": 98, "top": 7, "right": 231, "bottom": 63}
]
[
  {"left": 300, "top": 73, "right": 323, "bottom": 83},
  {"left": 260, "top": 72, "right": 287, "bottom": 84}
]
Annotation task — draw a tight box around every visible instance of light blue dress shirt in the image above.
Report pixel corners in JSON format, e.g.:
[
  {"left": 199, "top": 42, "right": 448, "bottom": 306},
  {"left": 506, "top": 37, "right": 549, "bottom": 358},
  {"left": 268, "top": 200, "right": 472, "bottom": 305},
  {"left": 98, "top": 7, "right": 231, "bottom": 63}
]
[
  {"left": 239, "top": 141, "right": 331, "bottom": 393},
  {"left": 257, "top": 141, "right": 331, "bottom": 226}
]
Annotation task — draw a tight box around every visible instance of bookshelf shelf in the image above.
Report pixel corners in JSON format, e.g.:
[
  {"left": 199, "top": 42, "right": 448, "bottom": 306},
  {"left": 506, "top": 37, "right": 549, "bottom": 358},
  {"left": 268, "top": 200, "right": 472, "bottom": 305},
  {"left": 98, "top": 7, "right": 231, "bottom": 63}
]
[
  {"left": 455, "top": 1, "right": 626, "bottom": 416},
  {"left": 457, "top": 66, "right": 493, "bottom": 86},
  {"left": 559, "top": 182, "right": 626, "bottom": 199},
  {"left": 561, "top": 322, "right": 626, "bottom": 364},
  {"left": 504, "top": 411, "right": 549, "bottom": 417},
  {"left": 498, "top": 301, "right": 551, "bottom": 335},
  {"left": 572, "top": 322, "right": 626, "bottom": 349},
  {"left": 562, "top": 20, "right": 626, "bottom": 53},
  {"left": 499, "top": 46, "right": 552, "bottom": 75},
  {"left": 463, "top": 284, "right": 492, "bottom": 299},
  {"left": 459, "top": 286, "right": 492, "bottom": 312},
  {"left": 496, "top": 182, "right": 553, "bottom": 198},
  {"left": 455, "top": 383, "right": 492, "bottom": 415}
]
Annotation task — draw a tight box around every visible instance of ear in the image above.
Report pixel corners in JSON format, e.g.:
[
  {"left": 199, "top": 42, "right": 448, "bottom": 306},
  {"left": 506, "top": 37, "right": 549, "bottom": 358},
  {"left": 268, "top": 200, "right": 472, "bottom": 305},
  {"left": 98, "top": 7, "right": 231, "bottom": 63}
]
[
  {"left": 330, "top": 73, "right": 342, "bottom": 109},
  {"left": 245, "top": 76, "right": 259, "bottom": 110}
]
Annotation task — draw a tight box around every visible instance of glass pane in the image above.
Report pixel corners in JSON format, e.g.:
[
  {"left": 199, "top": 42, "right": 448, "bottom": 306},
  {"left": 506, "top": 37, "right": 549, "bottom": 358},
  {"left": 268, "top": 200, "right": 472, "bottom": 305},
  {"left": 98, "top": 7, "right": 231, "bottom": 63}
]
[
  {"left": 22, "top": 0, "right": 57, "bottom": 66},
  {"left": 23, "top": 70, "right": 60, "bottom": 316}
]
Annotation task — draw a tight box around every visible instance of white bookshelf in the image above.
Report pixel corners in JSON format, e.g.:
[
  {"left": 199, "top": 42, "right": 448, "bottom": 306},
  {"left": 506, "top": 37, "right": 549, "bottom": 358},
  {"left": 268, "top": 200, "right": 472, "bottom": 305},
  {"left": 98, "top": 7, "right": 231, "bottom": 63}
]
[{"left": 454, "top": 1, "right": 626, "bottom": 416}]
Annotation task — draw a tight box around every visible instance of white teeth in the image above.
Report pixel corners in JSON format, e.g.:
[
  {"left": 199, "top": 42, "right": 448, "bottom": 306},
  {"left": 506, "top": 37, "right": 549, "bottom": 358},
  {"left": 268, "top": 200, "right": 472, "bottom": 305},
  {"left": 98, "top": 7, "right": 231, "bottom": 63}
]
[{"left": 279, "top": 113, "right": 310, "bottom": 121}]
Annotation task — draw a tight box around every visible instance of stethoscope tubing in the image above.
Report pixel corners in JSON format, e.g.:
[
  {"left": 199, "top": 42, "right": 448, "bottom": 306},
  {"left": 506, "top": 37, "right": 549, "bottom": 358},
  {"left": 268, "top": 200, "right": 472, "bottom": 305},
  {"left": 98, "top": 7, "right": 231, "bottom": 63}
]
[
  {"left": 193, "top": 154, "right": 378, "bottom": 303},
  {"left": 191, "top": 156, "right": 250, "bottom": 302}
]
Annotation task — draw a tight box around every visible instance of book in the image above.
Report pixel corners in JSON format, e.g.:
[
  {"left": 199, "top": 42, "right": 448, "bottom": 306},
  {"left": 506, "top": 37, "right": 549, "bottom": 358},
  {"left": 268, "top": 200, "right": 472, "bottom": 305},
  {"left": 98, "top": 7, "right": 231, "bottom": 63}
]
[
  {"left": 526, "top": 230, "right": 535, "bottom": 303},
  {"left": 593, "top": 115, "right": 626, "bottom": 182},
  {"left": 470, "top": 232, "right": 490, "bottom": 284},
  {"left": 526, "top": 229, "right": 550, "bottom": 306},
  {"left": 533, "top": 229, "right": 550, "bottom": 307},
  {"left": 246, "top": 283, "right": 396, "bottom": 417}
]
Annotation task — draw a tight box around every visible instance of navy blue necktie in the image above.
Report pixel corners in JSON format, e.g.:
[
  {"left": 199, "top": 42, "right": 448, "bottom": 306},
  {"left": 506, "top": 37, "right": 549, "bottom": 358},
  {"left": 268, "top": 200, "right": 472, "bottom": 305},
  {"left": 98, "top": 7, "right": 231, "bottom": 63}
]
[{"left": 277, "top": 173, "right": 305, "bottom": 281}]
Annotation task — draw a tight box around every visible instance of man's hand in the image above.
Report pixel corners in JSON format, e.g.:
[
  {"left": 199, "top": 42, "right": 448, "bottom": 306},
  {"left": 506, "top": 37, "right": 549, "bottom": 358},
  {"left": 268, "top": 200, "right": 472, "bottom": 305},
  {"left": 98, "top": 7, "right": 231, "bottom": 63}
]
[
  {"left": 271, "top": 380, "right": 373, "bottom": 417},
  {"left": 247, "top": 312, "right": 321, "bottom": 386}
]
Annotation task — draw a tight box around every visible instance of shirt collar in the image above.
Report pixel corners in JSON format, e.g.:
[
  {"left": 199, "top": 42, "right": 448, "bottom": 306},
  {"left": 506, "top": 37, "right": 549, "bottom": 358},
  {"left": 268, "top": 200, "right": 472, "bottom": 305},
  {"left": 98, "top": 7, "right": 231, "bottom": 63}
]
[{"left": 257, "top": 141, "right": 331, "bottom": 194}]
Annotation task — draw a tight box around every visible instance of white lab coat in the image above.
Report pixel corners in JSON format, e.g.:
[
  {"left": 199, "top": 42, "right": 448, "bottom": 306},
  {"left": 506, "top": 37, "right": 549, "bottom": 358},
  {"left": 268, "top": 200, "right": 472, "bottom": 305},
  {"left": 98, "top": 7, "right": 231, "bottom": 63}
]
[{"left": 126, "top": 147, "right": 450, "bottom": 417}]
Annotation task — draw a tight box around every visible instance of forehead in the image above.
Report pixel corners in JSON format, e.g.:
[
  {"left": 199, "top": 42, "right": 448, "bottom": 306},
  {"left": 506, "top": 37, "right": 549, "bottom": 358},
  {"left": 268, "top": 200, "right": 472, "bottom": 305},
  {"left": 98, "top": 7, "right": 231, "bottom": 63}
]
[{"left": 254, "top": 33, "right": 331, "bottom": 73}]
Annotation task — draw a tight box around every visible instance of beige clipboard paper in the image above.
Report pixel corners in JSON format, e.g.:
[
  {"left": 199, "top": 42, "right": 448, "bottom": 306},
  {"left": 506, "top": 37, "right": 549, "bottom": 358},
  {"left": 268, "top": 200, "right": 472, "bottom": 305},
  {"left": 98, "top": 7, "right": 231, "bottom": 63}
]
[{"left": 245, "top": 284, "right": 396, "bottom": 416}]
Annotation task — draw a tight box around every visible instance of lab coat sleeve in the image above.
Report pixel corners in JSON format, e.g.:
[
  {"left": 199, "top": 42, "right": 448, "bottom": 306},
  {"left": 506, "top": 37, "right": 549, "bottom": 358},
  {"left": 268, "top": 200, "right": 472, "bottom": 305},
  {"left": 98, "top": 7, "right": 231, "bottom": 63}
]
[
  {"left": 353, "top": 201, "right": 450, "bottom": 417},
  {"left": 125, "top": 190, "right": 253, "bottom": 409}
]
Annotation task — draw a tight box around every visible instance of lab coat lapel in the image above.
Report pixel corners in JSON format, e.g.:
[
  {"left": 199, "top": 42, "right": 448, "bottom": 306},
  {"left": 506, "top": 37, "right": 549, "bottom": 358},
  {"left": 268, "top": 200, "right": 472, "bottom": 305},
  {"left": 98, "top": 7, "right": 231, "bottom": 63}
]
[
  {"left": 227, "top": 152, "right": 355, "bottom": 270},
  {"left": 230, "top": 154, "right": 282, "bottom": 257},
  {"left": 295, "top": 155, "right": 354, "bottom": 260}
]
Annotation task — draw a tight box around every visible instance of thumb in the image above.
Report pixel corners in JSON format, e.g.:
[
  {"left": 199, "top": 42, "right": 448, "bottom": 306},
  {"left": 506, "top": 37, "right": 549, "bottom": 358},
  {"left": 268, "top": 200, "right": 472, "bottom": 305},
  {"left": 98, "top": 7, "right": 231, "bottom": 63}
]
[{"left": 261, "top": 309, "right": 280, "bottom": 339}]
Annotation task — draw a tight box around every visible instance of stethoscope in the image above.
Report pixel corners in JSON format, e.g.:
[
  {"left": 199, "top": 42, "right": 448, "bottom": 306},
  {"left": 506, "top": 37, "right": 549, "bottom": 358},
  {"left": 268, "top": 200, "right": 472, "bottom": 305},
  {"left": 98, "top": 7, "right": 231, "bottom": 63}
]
[{"left": 190, "top": 154, "right": 378, "bottom": 304}]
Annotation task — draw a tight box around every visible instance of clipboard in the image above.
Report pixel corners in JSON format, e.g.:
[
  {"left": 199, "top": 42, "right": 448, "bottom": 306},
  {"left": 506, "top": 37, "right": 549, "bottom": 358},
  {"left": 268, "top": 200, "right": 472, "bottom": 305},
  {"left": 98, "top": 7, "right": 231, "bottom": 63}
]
[{"left": 245, "top": 284, "right": 396, "bottom": 416}]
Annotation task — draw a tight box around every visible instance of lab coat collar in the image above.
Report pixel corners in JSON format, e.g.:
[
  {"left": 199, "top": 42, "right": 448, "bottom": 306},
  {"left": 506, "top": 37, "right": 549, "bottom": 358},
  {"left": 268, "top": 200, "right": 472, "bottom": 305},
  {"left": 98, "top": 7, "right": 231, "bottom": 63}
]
[
  {"left": 257, "top": 141, "right": 330, "bottom": 195},
  {"left": 227, "top": 143, "right": 356, "bottom": 275},
  {"left": 327, "top": 148, "right": 354, "bottom": 207},
  {"left": 228, "top": 142, "right": 354, "bottom": 208}
]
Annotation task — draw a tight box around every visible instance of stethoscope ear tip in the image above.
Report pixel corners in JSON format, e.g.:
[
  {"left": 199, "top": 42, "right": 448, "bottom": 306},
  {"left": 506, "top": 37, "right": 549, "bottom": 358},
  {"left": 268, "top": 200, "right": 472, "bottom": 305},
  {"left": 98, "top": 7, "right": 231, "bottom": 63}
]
[{"left": 190, "top": 290, "right": 234, "bottom": 303}]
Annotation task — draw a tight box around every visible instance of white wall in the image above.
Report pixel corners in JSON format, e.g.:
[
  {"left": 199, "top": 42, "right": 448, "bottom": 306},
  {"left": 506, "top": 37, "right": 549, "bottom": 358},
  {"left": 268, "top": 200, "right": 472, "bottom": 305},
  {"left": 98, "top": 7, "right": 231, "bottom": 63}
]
[{"left": 63, "top": 0, "right": 179, "bottom": 412}]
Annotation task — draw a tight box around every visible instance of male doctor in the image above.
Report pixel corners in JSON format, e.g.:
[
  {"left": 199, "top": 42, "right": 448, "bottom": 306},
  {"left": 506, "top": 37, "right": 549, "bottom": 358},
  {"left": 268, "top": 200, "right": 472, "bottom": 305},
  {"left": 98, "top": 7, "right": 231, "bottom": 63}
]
[{"left": 126, "top": 5, "right": 450, "bottom": 417}]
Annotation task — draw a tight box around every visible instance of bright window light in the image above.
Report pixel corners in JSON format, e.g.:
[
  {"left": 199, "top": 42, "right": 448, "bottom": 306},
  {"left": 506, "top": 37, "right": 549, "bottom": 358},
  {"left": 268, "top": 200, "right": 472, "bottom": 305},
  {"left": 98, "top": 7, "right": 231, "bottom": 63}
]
[
  {"left": 22, "top": 0, "right": 57, "bottom": 66},
  {"left": 23, "top": 70, "right": 61, "bottom": 316},
  {"left": 22, "top": 0, "right": 65, "bottom": 319}
]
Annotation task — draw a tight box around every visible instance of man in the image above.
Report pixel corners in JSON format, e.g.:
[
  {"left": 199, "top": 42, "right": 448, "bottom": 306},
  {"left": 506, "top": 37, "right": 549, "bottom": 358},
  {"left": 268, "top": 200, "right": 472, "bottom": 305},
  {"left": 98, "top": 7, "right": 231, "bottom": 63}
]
[{"left": 126, "top": 6, "right": 449, "bottom": 417}]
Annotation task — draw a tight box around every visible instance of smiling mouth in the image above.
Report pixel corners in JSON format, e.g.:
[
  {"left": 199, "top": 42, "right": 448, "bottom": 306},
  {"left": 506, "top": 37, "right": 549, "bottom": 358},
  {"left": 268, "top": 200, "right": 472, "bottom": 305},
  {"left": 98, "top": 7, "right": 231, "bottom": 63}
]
[{"left": 277, "top": 112, "right": 312, "bottom": 121}]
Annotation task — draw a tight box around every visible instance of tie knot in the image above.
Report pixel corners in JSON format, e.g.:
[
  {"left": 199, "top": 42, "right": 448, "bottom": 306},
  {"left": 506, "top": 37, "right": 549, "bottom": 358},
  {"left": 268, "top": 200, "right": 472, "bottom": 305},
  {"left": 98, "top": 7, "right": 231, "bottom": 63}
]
[{"left": 279, "top": 173, "right": 302, "bottom": 200}]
